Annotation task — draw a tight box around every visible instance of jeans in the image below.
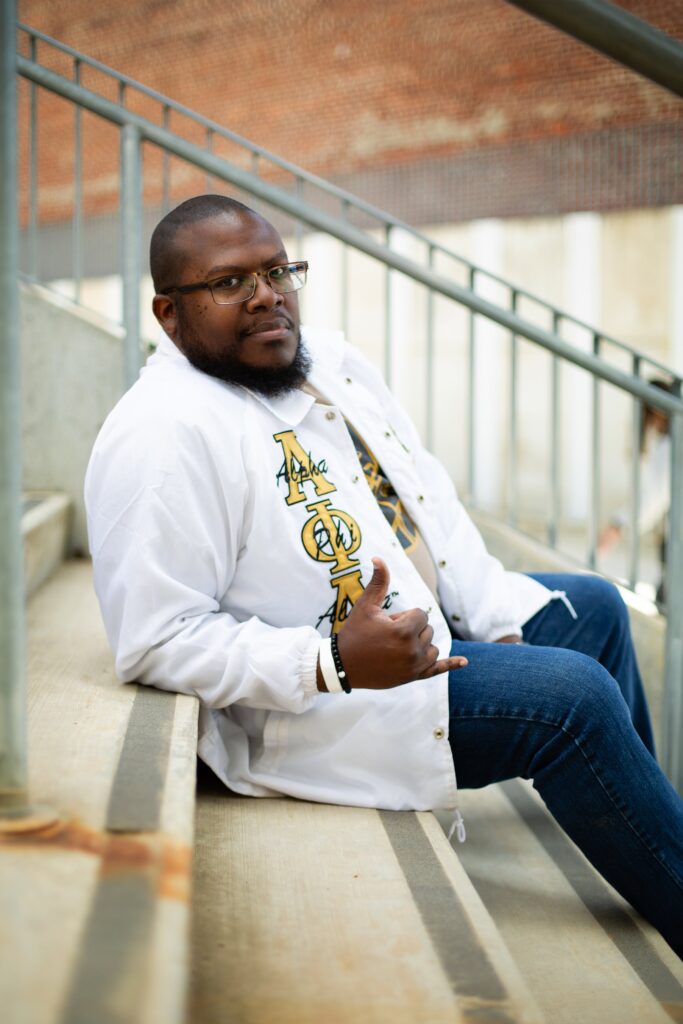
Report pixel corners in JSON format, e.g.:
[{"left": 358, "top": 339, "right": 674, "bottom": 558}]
[{"left": 448, "top": 573, "right": 683, "bottom": 957}]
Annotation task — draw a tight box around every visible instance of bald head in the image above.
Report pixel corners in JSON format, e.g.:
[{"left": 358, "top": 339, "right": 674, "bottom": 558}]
[{"left": 150, "top": 194, "right": 267, "bottom": 294}]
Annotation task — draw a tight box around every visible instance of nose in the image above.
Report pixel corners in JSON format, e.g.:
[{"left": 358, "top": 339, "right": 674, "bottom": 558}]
[{"left": 245, "top": 272, "right": 284, "bottom": 311}]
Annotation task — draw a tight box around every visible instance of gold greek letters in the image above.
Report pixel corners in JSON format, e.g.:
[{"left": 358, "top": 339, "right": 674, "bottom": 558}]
[
  {"left": 301, "top": 498, "right": 362, "bottom": 574},
  {"left": 316, "top": 569, "right": 365, "bottom": 634},
  {"left": 273, "top": 430, "right": 336, "bottom": 505},
  {"left": 273, "top": 428, "right": 366, "bottom": 633}
]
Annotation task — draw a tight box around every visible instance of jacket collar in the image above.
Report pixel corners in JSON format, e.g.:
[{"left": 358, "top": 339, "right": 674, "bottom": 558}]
[{"left": 151, "top": 326, "right": 346, "bottom": 427}]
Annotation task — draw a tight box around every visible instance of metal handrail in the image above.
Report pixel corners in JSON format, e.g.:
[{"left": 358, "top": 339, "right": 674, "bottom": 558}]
[
  {"left": 16, "top": 53, "right": 683, "bottom": 417},
  {"left": 16, "top": 22, "right": 680, "bottom": 382},
  {"left": 508, "top": 0, "right": 683, "bottom": 99},
  {"left": 13, "top": 22, "right": 683, "bottom": 792}
]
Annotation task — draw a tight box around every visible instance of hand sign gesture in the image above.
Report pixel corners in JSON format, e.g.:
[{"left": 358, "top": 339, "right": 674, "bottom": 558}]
[{"left": 319, "top": 557, "right": 468, "bottom": 691}]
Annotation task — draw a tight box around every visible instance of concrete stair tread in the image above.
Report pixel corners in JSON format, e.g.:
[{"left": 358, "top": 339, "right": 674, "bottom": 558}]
[
  {"left": 190, "top": 769, "right": 544, "bottom": 1024},
  {"left": 1, "top": 559, "right": 199, "bottom": 1024},
  {"left": 435, "top": 782, "right": 683, "bottom": 1023}
]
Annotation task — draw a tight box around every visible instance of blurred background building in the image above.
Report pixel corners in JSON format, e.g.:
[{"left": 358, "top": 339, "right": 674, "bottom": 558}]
[{"left": 15, "top": 0, "right": 683, "bottom": 579}]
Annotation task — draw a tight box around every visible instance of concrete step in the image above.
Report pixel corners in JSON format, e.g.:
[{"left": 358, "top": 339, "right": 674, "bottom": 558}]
[
  {"left": 0, "top": 560, "right": 199, "bottom": 1024},
  {"left": 190, "top": 767, "right": 544, "bottom": 1024},
  {"left": 435, "top": 783, "right": 683, "bottom": 1023},
  {"left": 22, "top": 490, "right": 72, "bottom": 598}
]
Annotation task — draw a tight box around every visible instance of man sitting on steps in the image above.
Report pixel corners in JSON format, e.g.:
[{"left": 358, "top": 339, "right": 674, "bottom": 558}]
[{"left": 84, "top": 194, "right": 683, "bottom": 958}]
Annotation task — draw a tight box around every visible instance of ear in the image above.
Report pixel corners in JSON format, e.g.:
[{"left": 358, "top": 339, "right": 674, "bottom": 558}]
[{"left": 152, "top": 293, "right": 179, "bottom": 341}]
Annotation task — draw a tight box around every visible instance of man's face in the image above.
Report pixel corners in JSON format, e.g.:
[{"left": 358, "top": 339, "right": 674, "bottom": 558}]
[{"left": 153, "top": 212, "right": 309, "bottom": 396}]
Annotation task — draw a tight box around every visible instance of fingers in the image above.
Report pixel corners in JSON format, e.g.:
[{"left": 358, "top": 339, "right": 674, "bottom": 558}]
[
  {"left": 418, "top": 622, "right": 434, "bottom": 646},
  {"left": 391, "top": 607, "right": 429, "bottom": 632},
  {"left": 419, "top": 655, "right": 468, "bottom": 679},
  {"left": 356, "top": 557, "right": 391, "bottom": 610}
]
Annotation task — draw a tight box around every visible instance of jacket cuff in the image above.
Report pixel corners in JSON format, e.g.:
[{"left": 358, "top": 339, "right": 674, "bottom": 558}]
[
  {"left": 482, "top": 623, "right": 524, "bottom": 643},
  {"left": 299, "top": 634, "right": 322, "bottom": 699}
]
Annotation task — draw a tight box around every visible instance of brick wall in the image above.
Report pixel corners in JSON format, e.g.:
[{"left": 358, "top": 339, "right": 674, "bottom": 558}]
[{"left": 17, "top": 0, "right": 683, "bottom": 229}]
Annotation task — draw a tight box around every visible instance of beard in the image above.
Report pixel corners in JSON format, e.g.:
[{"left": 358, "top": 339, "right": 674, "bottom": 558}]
[{"left": 176, "top": 306, "right": 311, "bottom": 398}]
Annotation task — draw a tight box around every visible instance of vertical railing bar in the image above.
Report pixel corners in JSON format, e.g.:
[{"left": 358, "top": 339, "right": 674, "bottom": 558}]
[
  {"left": 467, "top": 266, "right": 476, "bottom": 503},
  {"left": 628, "top": 354, "right": 642, "bottom": 591},
  {"left": 340, "top": 199, "right": 350, "bottom": 340},
  {"left": 161, "top": 104, "right": 170, "bottom": 215},
  {"left": 73, "top": 57, "right": 83, "bottom": 304},
  {"left": 118, "top": 79, "right": 126, "bottom": 105},
  {"left": 662, "top": 404, "right": 683, "bottom": 791},
  {"left": 120, "top": 123, "right": 143, "bottom": 390},
  {"left": 548, "top": 312, "right": 561, "bottom": 548},
  {"left": 292, "top": 176, "right": 304, "bottom": 322},
  {"left": 248, "top": 153, "right": 261, "bottom": 216},
  {"left": 384, "top": 224, "right": 392, "bottom": 388},
  {"left": 0, "top": 0, "right": 28, "bottom": 815},
  {"left": 294, "top": 175, "right": 303, "bottom": 253},
  {"left": 205, "top": 126, "right": 213, "bottom": 193},
  {"left": 28, "top": 32, "right": 37, "bottom": 280},
  {"left": 425, "top": 245, "right": 436, "bottom": 450},
  {"left": 509, "top": 289, "right": 519, "bottom": 528},
  {"left": 588, "top": 333, "right": 602, "bottom": 569}
]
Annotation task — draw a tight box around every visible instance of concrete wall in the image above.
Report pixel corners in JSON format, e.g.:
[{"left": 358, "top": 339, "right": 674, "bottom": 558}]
[{"left": 21, "top": 283, "right": 124, "bottom": 554}]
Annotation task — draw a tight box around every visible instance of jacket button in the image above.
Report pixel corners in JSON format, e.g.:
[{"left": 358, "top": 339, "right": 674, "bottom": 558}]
[
  {"left": 433, "top": 727, "right": 445, "bottom": 740},
  {"left": 345, "top": 377, "right": 353, "bottom": 384},
  {"left": 438, "top": 559, "right": 447, "bottom": 568},
  {"left": 384, "top": 430, "right": 391, "bottom": 438},
  {"left": 451, "top": 613, "right": 461, "bottom": 622},
  {"left": 325, "top": 411, "right": 336, "bottom": 421},
  {"left": 351, "top": 474, "right": 360, "bottom": 483},
  {"left": 417, "top": 495, "right": 425, "bottom": 502}
]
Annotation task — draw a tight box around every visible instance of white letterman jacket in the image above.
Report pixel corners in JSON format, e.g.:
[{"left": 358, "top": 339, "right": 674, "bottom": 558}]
[{"left": 84, "top": 327, "right": 552, "bottom": 811}]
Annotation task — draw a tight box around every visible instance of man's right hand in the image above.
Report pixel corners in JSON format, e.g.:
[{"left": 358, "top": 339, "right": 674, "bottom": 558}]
[{"left": 317, "top": 557, "right": 468, "bottom": 692}]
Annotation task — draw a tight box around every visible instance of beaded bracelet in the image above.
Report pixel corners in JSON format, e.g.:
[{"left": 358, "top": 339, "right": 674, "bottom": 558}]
[{"left": 330, "top": 633, "right": 352, "bottom": 693}]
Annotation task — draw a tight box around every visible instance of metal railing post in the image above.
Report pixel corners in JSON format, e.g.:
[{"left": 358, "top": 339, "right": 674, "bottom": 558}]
[
  {"left": 467, "top": 267, "right": 477, "bottom": 503},
  {"left": 508, "top": 290, "right": 519, "bottom": 528},
  {"left": 0, "top": 0, "right": 27, "bottom": 816},
  {"left": 548, "top": 314, "right": 561, "bottom": 548},
  {"left": 628, "top": 355, "right": 642, "bottom": 591},
  {"left": 384, "top": 224, "right": 393, "bottom": 388},
  {"left": 73, "top": 57, "right": 83, "bottom": 303},
  {"left": 425, "top": 246, "right": 436, "bottom": 450},
  {"left": 588, "top": 334, "right": 602, "bottom": 570},
  {"left": 120, "top": 123, "right": 143, "bottom": 389},
  {"left": 27, "top": 31, "right": 37, "bottom": 280},
  {"left": 662, "top": 411, "right": 683, "bottom": 790}
]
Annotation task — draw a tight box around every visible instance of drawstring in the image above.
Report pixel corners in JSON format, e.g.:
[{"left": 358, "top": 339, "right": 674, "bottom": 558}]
[
  {"left": 447, "top": 808, "right": 467, "bottom": 844},
  {"left": 549, "top": 589, "right": 578, "bottom": 620}
]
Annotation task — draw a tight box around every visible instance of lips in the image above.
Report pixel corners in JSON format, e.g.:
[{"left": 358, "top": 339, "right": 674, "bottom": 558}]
[{"left": 244, "top": 316, "right": 294, "bottom": 338}]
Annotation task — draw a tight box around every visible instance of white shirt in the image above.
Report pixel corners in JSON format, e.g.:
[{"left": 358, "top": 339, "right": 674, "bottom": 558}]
[{"left": 84, "top": 327, "right": 551, "bottom": 811}]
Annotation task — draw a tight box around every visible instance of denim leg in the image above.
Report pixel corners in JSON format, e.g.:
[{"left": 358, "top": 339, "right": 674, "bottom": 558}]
[
  {"left": 448, "top": 641, "right": 683, "bottom": 957},
  {"left": 522, "top": 573, "right": 655, "bottom": 754}
]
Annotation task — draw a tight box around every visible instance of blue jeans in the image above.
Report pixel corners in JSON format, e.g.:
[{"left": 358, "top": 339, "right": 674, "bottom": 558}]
[{"left": 448, "top": 573, "right": 683, "bottom": 957}]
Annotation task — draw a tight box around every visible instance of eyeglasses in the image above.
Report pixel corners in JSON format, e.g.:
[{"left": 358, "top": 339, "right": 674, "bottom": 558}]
[{"left": 161, "top": 260, "right": 308, "bottom": 306}]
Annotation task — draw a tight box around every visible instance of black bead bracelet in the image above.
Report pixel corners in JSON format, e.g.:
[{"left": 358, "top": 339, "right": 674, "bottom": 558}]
[{"left": 330, "top": 633, "right": 352, "bottom": 693}]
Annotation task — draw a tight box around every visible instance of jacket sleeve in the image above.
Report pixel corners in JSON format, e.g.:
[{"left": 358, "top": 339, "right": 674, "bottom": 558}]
[{"left": 85, "top": 415, "right": 321, "bottom": 713}]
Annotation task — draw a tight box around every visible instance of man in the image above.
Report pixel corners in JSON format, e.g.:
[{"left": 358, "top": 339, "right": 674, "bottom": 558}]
[{"left": 85, "top": 195, "right": 683, "bottom": 956}]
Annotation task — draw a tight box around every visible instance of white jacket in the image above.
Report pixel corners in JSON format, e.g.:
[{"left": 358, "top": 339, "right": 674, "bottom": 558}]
[{"left": 85, "top": 327, "right": 551, "bottom": 811}]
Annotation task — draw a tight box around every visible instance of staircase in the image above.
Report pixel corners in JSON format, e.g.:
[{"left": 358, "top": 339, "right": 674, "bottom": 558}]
[{"left": 4, "top": 11, "right": 683, "bottom": 1024}]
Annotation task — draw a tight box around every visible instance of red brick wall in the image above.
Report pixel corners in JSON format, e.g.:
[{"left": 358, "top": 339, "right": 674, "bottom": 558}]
[{"left": 17, "top": 0, "right": 683, "bottom": 227}]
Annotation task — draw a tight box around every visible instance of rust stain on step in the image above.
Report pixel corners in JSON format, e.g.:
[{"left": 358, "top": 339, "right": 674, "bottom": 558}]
[{"left": 0, "top": 815, "right": 191, "bottom": 901}]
